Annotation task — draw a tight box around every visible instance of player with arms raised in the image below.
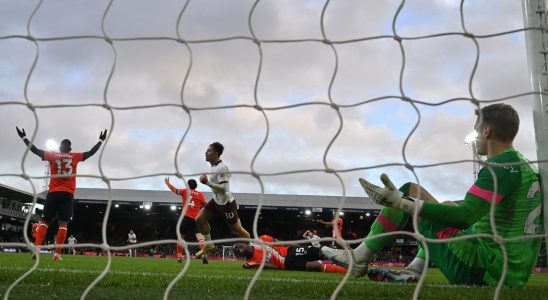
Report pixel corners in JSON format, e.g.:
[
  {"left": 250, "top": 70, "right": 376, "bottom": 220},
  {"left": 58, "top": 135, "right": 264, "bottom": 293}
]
[
  {"left": 165, "top": 177, "right": 208, "bottom": 263},
  {"left": 195, "top": 142, "right": 251, "bottom": 258},
  {"left": 316, "top": 211, "right": 343, "bottom": 248},
  {"left": 327, "top": 104, "right": 543, "bottom": 287},
  {"left": 16, "top": 127, "right": 107, "bottom": 261}
]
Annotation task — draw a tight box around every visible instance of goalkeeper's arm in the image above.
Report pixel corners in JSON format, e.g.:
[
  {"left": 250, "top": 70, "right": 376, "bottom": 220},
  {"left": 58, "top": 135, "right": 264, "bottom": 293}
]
[
  {"left": 361, "top": 174, "right": 490, "bottom": 229},
  {"left": 83, "top": 129, "right": 107, "bottom": 160},
  {"left": 16, "top": 127, "right": 45, "bottom": 159}
]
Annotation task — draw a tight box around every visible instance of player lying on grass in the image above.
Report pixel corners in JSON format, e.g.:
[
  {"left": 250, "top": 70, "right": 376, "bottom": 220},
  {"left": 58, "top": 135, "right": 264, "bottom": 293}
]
[
  {"left": 233, "top": 235, "right": 348, "bottom": 273},
  {"left": 16, "top": 127, "right": 107, "bottom": 261},
  {"left": 326, "top": 104, "right": 543, "bottom": 287}
]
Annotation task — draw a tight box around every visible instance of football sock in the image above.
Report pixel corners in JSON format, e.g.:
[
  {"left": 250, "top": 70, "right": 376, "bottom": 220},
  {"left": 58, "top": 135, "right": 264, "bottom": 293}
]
[
  {"left": 197, "top": 236, "right": 205, "bottom": 250},
  {"left": 416, "top": 246, "right": 425, "bottom": 259},
  {"left": 176, "top": 243, "right": 184, "bottom": 259},
  {"left": 55, "top": 224, "right": 68, "bottom": 254},
  {"left": 322, "top": 264, "right": 346, "bottom": 273},
  {"left": 204, "top": 234, "right": 211, "bottom": 242},
  {"left": 406, "top": 257, "right": 425, "bottom": 274},
  {"left": 34, "top": 221, "right": 48, "bottom": 246},
  {"left": 361, "top": 183, "right": 412, "bottom": 260},
  {"left": 351, "top": 242, "right": 375, "bottom": 264}
]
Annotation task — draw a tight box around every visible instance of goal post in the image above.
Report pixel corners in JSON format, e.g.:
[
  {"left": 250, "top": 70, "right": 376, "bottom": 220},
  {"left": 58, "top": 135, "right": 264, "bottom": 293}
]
[
  {"left": 521, "top": 0, "right": 548, "bottom": 247},
  {"left": 222, "top": 245, "right": 237, "bottom": 261}
]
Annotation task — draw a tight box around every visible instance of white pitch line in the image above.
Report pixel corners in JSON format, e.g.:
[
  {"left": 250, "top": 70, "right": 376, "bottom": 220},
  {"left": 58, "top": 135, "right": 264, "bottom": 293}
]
[{"left": 0, "top": 266, "right": 483, "bottom": 289}]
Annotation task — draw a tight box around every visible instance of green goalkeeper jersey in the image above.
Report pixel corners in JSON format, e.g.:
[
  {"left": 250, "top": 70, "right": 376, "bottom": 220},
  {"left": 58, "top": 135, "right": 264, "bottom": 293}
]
[{"left": 420, "top": 148, "right": 543, "bottom": 287}]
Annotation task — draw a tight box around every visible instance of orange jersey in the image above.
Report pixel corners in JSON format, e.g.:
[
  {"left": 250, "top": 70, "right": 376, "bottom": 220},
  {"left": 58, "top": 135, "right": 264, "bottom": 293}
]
[
  {"left": 31, "top": 223, "right": 39, "bottom": 238},
  {"left": 246, "top": 244, "right": 285, "bottom": 270},
  {"left": 259, "top": 235, "right": 288, "bottom": 256},
  {"left": 43, "top": 151, "right": 84, "bottom": 194},
  {"left": 178, "top": 189, "right": 206, "bottom": 219},
  {"left": 332, "top": 218, "right": 343, "bottom": 238}
]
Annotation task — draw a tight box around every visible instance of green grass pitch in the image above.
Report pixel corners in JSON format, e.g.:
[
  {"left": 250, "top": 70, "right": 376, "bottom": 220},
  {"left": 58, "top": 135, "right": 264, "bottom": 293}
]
[{"left": 1, "top": 253, "right": 548, "bottom": 299}]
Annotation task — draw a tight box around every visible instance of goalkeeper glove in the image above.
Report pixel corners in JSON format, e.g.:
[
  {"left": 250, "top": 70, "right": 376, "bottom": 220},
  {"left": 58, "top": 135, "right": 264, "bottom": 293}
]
[
  {"left": 359, "top": 174, "right": 419, "bottom": 215},
  {"left": 16, "top": 127, "right": 26, "bottom": 139},
  {"left": 99, "top": 129, "right": 108, "bottom": 141}
]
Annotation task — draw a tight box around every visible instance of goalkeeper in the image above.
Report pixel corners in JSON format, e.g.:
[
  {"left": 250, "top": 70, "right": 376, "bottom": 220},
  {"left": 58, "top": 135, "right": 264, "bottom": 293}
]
[{"left": 328, "top": 103, "right": 543, "bottom": 287}]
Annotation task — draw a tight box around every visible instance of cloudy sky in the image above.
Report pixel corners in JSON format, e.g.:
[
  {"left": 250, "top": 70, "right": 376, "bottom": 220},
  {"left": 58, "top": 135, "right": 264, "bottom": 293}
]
[{"left": 0, "top": 0, "right": 540, "bottom": 201}]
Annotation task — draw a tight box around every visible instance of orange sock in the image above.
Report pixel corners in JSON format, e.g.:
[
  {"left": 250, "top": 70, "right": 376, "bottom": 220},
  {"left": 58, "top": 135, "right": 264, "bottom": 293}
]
[
  {"left": 34, "top": 221, "right": 48, "bottom": 246},
  {"left": 322, "top": 264, "right": 347, "bottom": 273},
  {"left": 55, "top": 224, "right": 68, "bottom": 254},
  {"left": 176, "top": 243, "right": 184, "bottom": 259}
]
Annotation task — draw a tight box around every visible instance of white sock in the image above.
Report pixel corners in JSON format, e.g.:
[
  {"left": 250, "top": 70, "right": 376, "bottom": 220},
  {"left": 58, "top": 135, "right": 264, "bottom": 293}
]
[
  {"left": 406, "top": 257, "right": 425, "bottom": 274},
  {"left": 352, "top": 242, "right": 375, "bottom": 264},
  {"left": 204, "top": 234, "right": 211, "bottom": 242}
]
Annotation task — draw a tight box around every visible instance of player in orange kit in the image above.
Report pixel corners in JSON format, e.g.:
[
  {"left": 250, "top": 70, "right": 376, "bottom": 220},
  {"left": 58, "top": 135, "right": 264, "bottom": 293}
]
[
  {"left": 233, "top": 234, "right": 351, "bottom": 274},
  {"left": 16, "top": 127, "right": 107, "bottom": 261},
  {"left": 165, "top": 177, "right": 208, "bottom": 263}
]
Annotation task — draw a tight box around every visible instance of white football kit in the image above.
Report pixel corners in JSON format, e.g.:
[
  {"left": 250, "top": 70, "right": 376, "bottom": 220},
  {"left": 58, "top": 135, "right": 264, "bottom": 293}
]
[
  {"left": 209, "top": 161, "right": 234, "bottom": 205},
  {"left": 307, "top": 234, "right": 321, "bottom": 248},
  {"left": 128, "top": 233, "right": 137, "bottom": 244}
]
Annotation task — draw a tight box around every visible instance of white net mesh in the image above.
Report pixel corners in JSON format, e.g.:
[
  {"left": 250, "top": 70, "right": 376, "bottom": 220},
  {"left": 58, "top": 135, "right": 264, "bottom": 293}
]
[{"left": 1, "top": 0, "right": 547, "bottom": 299}]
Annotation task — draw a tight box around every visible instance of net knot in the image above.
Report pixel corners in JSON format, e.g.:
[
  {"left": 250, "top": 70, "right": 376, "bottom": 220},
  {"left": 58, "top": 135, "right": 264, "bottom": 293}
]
[
  {"left": 322, "top": 39, "right": 332, "bottom": 45},
  {"left": 175, "top": 172, "right": 183, "bottom": 179},
  {"left": 470, "top": 99, "right": 479, "bottom": 106},
  {"left": 26, "top": 102, "right": 35, "bottom": 111},
  {"left": 393, "top": 35, "right": 402, "bottom": 42},
  {"left": 20, "top": 173, "right": 30, "bottom": 180},
  {"left": 330, "top": 102, "right": 339, "bottom": 110},
  {"left": 102, "top": 103, "right": 111, "bottom": 110},
  {"left": 103, "top": 36, "right": 113, "bottom": 44},
  {"left": 254, "top": 104, "right": 263, "bottom": 111},
  {"left": 252, "top": 38, "right": 260, "bottom": 46},
  {"left": 462, "top": 32, "right": 474, "bottom": 38},
  {"left": 404, "top": 163, "right": 414, "bottom": 171},
  {"left": 493, "top": 235, "right": 505, "bottom": 245},
  {"left": 182, "top": 104, "right": 190, "bottom": 113},
  {"left": 401, "top": 96, "right": 412, "bottom": 103}
]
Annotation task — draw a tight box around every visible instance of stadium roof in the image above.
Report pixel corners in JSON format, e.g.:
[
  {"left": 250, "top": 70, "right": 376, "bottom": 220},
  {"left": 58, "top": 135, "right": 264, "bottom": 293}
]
[
  {"left": 74, "top": 188, "right": 382, "bottom": 211},
  {"left": 0, "top": 183, "right": 44, "bottom": 203}
]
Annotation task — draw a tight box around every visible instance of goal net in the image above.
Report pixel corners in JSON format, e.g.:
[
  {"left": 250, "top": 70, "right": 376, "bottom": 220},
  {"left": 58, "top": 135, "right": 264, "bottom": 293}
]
[{"left": 1, "top": 1, "right": 548, "bottom": 300}]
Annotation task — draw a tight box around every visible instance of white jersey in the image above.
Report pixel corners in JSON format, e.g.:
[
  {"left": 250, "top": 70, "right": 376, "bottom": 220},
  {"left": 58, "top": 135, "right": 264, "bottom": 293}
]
[
  {"left": 209, "top": 161, "right": 234, "bottom": 205},
  {"left": 307, "top": 235, "right": 321, "bottom": 248},
  {"left": 68, "top": 237, "right": 77, "bottom": 245},
  {"left": 128, "top": 233, "right": 137, "bottom": 244}
]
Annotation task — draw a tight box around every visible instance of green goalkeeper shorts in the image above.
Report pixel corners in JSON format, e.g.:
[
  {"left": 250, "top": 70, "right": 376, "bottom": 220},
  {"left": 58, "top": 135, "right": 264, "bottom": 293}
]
[{"left": 418, "top": 219, "right": 492, "bottom": 285}]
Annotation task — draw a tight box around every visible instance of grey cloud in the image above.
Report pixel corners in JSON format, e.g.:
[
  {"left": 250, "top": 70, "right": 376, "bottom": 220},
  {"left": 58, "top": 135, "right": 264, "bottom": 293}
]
[{"left": 0, "top": 1, "right": 542, "bottom": 200}]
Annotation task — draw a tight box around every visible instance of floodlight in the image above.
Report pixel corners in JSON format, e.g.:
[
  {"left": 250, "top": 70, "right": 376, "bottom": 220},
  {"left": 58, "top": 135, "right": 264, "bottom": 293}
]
[{"left": 45, "top": 139, "right": 59, "bottom": 150}]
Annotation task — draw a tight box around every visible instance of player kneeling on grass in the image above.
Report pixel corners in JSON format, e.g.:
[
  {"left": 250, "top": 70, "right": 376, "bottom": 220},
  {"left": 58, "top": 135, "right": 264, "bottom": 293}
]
[
  {"left": 16, "top": 127, "right": 107, "bottom": 261},
  {"left": 233, "top": 240, "right": 347, "bottom": 274},
  {"left": 324, "top": 104, "right": 543, "bottom": 287}
]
